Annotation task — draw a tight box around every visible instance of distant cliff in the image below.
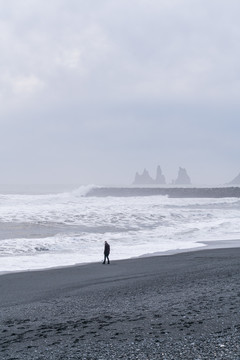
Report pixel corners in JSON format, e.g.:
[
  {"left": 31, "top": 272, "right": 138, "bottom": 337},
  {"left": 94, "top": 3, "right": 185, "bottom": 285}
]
[{"left": 228, "top": 172, "right": 240, "bottom": 185}]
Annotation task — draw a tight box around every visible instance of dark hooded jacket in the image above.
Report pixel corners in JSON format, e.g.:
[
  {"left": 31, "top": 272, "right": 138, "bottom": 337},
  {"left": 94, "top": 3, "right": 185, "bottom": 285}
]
[{"left": 104, "top": 242, "right": 110, "bottom": 256}]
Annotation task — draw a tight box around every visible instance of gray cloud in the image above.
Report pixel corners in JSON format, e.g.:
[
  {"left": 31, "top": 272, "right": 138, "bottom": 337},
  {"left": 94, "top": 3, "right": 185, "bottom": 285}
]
[{"left": 1, "top": 0, "right": 240, "bottom": 185}]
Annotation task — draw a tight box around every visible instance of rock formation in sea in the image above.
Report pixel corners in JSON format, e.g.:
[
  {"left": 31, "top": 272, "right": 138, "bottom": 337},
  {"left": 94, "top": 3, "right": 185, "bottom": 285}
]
[
  {"left": 228, "top": 172, "right": 240, "bottom": 185},
  {"left": 133, "top": 169, "right": 155, "bottom": 185},
  {"left": 133, "top": 166, "right": 166, "bottom": 185},
  {"left": 155, "top": 165, "right": 166, "bottom": 184},
  {"left": 173, "top": 167, "right": 191, "bottom": 185}
]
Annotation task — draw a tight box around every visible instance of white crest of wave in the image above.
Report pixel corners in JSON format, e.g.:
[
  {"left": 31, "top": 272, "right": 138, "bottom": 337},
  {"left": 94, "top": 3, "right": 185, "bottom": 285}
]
[
  {"left": 33, "top": 184, "right": 98, "bottom": 204},
  {"left": 70, "top": 184, "right": 98, "bottom": 197}
]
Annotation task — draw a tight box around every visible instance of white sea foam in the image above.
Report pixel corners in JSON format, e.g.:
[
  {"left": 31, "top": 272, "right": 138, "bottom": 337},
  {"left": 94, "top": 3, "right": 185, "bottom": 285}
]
[{"left": 0, "top": 186, "right": 240, "bottom": 273}]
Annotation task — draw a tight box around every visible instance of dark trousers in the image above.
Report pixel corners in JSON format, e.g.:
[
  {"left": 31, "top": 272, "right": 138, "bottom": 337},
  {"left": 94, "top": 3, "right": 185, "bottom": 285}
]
[{"left": 103, "top": 254, "right": 110, "bottom": 264}]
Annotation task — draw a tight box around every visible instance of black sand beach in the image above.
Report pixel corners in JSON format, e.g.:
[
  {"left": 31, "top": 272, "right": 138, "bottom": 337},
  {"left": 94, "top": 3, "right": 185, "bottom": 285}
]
[{"left": 1, "top": 248, "right": 240, "bottom": 359}]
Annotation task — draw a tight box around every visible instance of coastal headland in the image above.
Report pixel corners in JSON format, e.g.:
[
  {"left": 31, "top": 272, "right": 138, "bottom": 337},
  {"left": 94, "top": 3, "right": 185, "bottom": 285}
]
[{"left": 87, "top": 186, "right": 240, "bottom": 198}]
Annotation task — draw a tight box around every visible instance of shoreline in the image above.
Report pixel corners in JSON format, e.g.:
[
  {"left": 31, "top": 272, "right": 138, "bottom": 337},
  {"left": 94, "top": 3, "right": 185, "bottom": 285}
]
[
  {"left": 1, "top": 238, "right": 240, "bottom": 277},
  {"left": 1, "top": 246, "right": 240, "bottom": 359},
  {"left": 143, "top": 238, "right": 240, "bottom": 257}
]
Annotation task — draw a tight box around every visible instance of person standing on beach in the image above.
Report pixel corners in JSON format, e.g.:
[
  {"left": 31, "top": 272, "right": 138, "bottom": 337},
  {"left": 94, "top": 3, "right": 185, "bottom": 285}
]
[{"left": 103, "top": 241, "right": 110, "bottom": 264}]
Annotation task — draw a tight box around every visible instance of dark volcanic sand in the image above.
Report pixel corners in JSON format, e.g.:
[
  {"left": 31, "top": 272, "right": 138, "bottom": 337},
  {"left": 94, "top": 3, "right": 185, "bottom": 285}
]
[{"left": 0, "top": 248, "right": 240, "bottom": 359}]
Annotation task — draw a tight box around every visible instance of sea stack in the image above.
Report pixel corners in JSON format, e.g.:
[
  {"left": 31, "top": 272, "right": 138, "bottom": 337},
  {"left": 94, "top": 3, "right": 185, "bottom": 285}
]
[
  {"left": 174, "top": 167, "right": 191, "bottom": 185},
  {"left": 133, "top": 169, "right": 155, "bottom": 185},
  {"left": 155, "top": 165, "right": 166, "bottom": 184}
]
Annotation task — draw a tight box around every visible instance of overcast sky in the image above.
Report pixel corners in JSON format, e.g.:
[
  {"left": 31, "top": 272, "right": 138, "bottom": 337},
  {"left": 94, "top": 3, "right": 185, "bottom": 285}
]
[{"left": 1, "top": 0, "right": 240, "bottom": 185}]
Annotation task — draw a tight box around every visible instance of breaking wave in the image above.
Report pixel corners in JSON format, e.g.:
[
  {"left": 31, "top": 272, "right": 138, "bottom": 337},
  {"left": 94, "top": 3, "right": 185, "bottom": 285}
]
[{"left": 1, "top": 186, "right": 240, "bottom": 273}]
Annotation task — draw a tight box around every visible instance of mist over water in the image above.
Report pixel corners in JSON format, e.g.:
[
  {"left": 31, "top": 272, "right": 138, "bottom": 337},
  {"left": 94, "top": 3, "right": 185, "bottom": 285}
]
[{"left": 0, "top": 185, "right": 240, "bottom": 273}]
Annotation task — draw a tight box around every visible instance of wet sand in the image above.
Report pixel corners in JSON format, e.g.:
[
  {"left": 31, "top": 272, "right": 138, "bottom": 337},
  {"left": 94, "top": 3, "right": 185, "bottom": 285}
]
[{"left": 0, "top": 248, "right": 240, "bottom": 359}]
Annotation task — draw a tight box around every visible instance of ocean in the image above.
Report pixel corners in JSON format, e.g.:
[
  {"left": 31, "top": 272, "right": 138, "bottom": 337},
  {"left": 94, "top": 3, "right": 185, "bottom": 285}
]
[{"left": 1, "top": 185, "right": 240, "bottom": 273}]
